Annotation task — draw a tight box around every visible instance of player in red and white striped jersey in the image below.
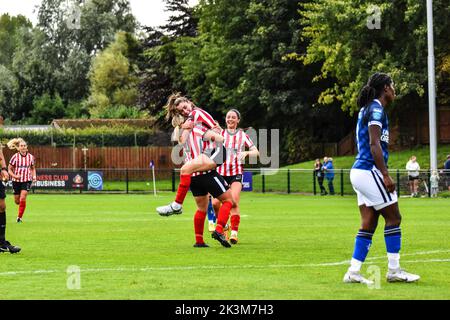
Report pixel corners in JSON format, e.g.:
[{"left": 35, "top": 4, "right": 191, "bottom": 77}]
[
  {"left": 7, "top": 138, "right": 36, "bottom": 223},
  {"left": 212, "top": 109, "right": 259, "bottom": 244},
  {"left": 157, "top": 93, "right": 226, "bottom": 216},
  {"left": 0, "top": 141, "right": 21, "bottom": 253}
]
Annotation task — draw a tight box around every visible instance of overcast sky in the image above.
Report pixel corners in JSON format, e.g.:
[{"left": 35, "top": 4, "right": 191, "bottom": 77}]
[{"left": 0, "top": 0, "right": 199, "bottom": 27}]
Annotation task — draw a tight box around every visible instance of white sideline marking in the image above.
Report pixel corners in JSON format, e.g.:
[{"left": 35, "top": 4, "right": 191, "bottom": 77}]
[{"left": 1, "top": 250, "right": 449, "bottom": 277}]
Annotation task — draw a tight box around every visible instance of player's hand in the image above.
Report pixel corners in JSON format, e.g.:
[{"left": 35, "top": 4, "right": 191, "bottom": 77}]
[
  {"left": 32, "top": 176, "right": 37, "bottom": 183},
  {"left": 383, "top": 174, "right": 395, "bottom": 193},
  {"left": 213, "top": 121, "right": 222, "bottom": 132},
  {"left": 181, "top": 120, "right": 194, "bottom": 130},
  {"left": 1, "top": 170, "right": 8, "bottom": 181}
]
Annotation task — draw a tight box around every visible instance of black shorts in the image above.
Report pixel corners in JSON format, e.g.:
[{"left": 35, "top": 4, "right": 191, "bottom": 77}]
[
  {"left": 203, "top": 145, "right": 227, "bottom": 166},
  {"left": 408, "top": 176, "right": 419, "bottom": 181},
  {"left": 12, "top": 181, "right": 32, "bottom": 195},
  {"left": 0, "top": 181, "right": 5, "bottom": 199},
  {"left": 190, "top": 171, "right": 229, "bottom": 198},
  {"left": 222, "top": 174, "right": 243, "bottom": 185}
]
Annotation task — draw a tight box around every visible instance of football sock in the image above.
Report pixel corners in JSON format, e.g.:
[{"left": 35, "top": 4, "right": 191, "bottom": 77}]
[
  {"left": 231, "top": 214, "right": 240, "bottom": 232},
  {"left": 215, "top": 201, "right": 232, "bottom": 234},
  {"left": 0, "top": 211, "right": 5, "bottom": 243},
  {"left": 385, "top": 225, "right": 401, "bottom": 269},
  {"left": 349, "top": 229, "right": 374, "bottom": 272},
  {"left": 174, "top": 174, "right": 191, "bottom": 206},
  {"left": 207, "top": 196, "right": 216, "bottom": 223},
  {"left": 18, "top": 200, "right": 26, "bottom": 219},
  {"left": 194, "top": 210, "right": 207, "bottom": 244}
]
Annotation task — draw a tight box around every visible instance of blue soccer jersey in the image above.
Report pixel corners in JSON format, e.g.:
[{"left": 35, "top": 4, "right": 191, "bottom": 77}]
[{"left": 352, "top": 100, "right": 389, "bottom": 170}]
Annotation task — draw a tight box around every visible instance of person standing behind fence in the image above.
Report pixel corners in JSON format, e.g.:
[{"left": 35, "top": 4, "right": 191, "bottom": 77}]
[
  {"left": 430, "top": 170, "right": 440, "bottom": 198},
  {"left": 323, "top": 157, "right": 335, "bottom": 195},
  {"left": 445, "top": 155, "right": 450, "bottom": 191},
  {"left": 314, "top": 159, "right": 327, "bottom": 195},
  {"left": 406, "top": 156, "right": 420, "bottom": 197},
  {"left": 7, "top": 138, "right": 36, "bottom": 223}
]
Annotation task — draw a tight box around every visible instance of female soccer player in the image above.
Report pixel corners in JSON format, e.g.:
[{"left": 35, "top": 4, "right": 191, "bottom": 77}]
[
  {"left": 7, "top": 138, "right": 36, "bottom": 223},
  {"left": 343, "top": 73, "right": 419, "bottom": 284},
  {"left": 169, "top": 112, "right": 235, "bottom": 248},
  {"left": 156, "top": 93, "right": 226, "bottom": 216},
  {"left": 0, "top": 143, "right": 21, "bottom": 253},
  {"left": 211, "top": 109, "right": 259, "bottom": 244}
]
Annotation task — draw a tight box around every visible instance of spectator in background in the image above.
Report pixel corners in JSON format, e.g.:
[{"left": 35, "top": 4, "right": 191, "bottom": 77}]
[
  {"left": 406, "top": 156, "right": 420, "bottom": 197},
  {"left": 430, "top": 170, "right": 440, "bottom": 198},
  {"left": 445, "top": 155, "right": 450, "bottom": 191},
  {"left": 323, "top": 157, "right": 335, "bottom": 195},
  {"left": 314, "top": 159, "right": 327, "bottom": 195}
]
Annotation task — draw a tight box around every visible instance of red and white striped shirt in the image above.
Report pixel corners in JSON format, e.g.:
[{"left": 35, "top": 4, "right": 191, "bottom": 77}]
[
  {"left": 188, "top": 108, "right": 216, "bottom": 130},
  {"left": 183, "top": 108, "right": 217, "bottom": 177},
  {"left": 217, "top": 129, "right": 254, "bottom": 176},
  {"left": 10, "top": 152, "right": 35, "bottom": 182}
]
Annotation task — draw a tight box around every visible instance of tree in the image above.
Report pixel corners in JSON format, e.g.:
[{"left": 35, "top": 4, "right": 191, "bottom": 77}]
[
  {"left": 87, "top": 31, "right": 141, "bottom": 118},
  {"left": 298, "top": 0, "right": 450, "bottom": 114},
  {"left": 137, "top": 0, "right": 199, "bottom": 122},
  {"left": 0, "top": 14, "right": 32, "bottom": 68}
]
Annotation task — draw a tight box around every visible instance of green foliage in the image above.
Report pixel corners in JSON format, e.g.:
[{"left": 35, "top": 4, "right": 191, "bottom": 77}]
[
  {"left": 87, "top": 31, "right": 140, "bottom": 117},
  {"left": 299, "top": 0, "right": 450, "bottom": 113},
  {"left": 30, "top": 93, "right": 66, "bottom": 124},
  {"left": 0, "top": 127, "right": 164, "bottom": 147},
  {"left": 0, "top": 14, "right": 32, "bottom": 68}
]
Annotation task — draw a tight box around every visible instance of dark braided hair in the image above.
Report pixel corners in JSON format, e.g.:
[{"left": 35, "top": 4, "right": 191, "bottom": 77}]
[{"left": 357, "top": 72, "right": 393, "bottom": 109}]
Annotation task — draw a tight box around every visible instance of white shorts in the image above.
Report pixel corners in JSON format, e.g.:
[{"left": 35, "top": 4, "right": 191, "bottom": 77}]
[{"left": 350, "top": 168, "right": 398, "bottom": 211}]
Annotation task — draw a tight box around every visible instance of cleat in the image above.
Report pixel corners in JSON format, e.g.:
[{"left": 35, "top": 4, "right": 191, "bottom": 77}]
[
  {"left": 0, "top": 241, "right": 21, "bottom": 254},
  {"left": 211, "top": 230, "right": 231, "bottom": 248},
  {"left": 343, "top": 271, "right": 374, "bottom": 285},
  {"left": 16, "top": 217, "right": 22, "bottom": 223},
  {"left": 387, "top": 268, "right": 420, "bottom": 283},
  {"left": 193, "top": 243, "right": 209, "bottom": 248},
  {"left": 156, "top": 203, "right": 182, "bottom": 216},
  {"left": 230, "top": 234, "right": 238, "bottom": 245},
  {"left": 208, "top": 221, "right": 215, "bottom": 233}
]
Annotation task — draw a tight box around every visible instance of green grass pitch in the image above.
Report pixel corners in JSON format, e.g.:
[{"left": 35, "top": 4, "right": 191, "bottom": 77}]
[{"left": 0, "top": 193, "right": 449, "bottom": 300}]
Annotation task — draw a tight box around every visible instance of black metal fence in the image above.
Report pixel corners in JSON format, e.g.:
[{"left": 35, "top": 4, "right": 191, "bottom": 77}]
[{"left": 22, "top": 168, "right": 450, "bottom": 197}]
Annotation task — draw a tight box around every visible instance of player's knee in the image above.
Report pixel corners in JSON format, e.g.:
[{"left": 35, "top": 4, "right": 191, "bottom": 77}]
[
  {"left": 0, "top": 204, "right": 5, "bottom": 212},
  {"left": 14, "top": 199, "right": 20, "bottom": 205}
]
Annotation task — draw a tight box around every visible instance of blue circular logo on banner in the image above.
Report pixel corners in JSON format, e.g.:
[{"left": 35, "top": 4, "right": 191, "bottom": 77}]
[{"left": 88, "top": 172, "right": 103, "bottom": 190}]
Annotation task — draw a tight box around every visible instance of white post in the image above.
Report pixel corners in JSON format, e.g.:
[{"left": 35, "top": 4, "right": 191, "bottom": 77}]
[
  {"left": 427, "top": 0, "right": 438, "bottom": 171},
  {"left": 152, "top": 165, "right": 157, "bottom": 197}
]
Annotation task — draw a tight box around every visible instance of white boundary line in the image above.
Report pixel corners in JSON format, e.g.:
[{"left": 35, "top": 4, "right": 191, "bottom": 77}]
[{"left": 1, "top": 250, "right": 449, "bottom": 277}]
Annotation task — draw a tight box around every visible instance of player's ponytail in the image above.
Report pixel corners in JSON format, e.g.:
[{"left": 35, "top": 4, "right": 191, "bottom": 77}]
[
  {"left": 357, "top": 72, "right": 393, "bottom": 109},
  {"left": 357, "top": 85, "right": 376, "bottom": 109},
  {"left": 7, "top": 138, "right": 26, "bottom": 152}
]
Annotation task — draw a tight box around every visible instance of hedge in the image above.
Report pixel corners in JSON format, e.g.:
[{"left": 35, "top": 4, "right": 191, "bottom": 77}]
[{"left": 0, "top": 127, "right": 171, "bottom": 147}]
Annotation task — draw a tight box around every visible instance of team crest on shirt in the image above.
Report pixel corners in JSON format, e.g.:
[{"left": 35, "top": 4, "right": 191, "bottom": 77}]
[{"left": 381, "top": 129, "right": 389, "bottom": 143}]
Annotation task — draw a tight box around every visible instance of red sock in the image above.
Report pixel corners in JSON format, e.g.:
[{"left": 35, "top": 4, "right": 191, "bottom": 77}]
[
  {"left": 194, "top": 210, "right": 206, "bottom": 244},
  {"left": 215, "top": 201, "right": 232, "bottom": 234},
  {"left": 231, "top": 214, "right": 240, "bottom": 232},
  {"left": 18, "top": 200, "right": 26, "bottom": 219},
  {"left": 175, "top": 174, "right": 191, "bottom": 205}
]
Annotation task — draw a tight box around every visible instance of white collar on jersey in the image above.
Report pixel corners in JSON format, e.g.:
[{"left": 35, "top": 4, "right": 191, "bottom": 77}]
[{"left": 373, "top": 99, "right": 382, "bottom": 107}]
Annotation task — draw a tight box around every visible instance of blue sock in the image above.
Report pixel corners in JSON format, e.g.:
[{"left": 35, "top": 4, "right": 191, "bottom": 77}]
[
  {"left": 384, "top": 226, "right": 401, "bottom": 253},
  {"left": 207, "top": 197, "right": 216, "bottom": 223},
  {"left": 352, "top": 230, "right": 374, "bottom": 262}
]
